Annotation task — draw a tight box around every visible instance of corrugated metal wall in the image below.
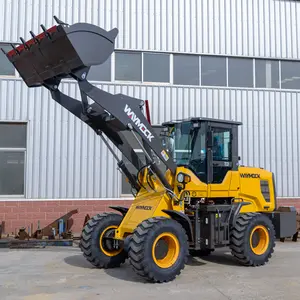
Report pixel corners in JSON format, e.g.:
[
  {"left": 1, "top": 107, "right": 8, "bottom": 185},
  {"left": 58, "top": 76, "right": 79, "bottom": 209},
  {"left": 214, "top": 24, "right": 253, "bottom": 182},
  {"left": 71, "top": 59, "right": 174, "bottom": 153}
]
[
  {"left": 1, "top": 0, "right": 300, "bottom": 58},
  {"left": 1, "top": 78, "right": 299, "bottom": 198},
  {"left": 0, "top": 0, "right": 299, "bottom": 198},
  {"left": 0, "top": 79, "right": 122, "bottom": 198}
]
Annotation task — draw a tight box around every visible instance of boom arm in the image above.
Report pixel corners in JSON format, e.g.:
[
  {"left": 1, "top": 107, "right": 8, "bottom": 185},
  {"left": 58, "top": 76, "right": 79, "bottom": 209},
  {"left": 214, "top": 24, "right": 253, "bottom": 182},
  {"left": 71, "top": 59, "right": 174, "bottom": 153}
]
[
  {"left": 78, "top": 80, "right": 176, "bottom": 172},
  {"left": 3, "top": 16, "right": 177, "bottom": 193},
  {"left": 45, "top": 80, "right": 143, "bottom": 192}
]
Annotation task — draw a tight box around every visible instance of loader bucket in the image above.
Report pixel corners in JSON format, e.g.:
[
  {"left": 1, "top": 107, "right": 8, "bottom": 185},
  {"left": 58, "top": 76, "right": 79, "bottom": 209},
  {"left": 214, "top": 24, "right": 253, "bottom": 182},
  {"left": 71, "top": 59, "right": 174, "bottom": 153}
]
[{"left": 4, "top": 17, "right": 118, "bottom": 87}]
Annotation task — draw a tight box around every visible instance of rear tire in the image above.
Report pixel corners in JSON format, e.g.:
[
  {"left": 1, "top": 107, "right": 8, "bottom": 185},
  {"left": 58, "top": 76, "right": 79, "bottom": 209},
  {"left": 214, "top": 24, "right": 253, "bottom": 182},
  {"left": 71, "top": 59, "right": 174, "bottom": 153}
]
[
  {"left": 128, "top": 217, "right": 189, "bottom": 283},
  {"left": 230, "top": 213, "right": 275, "bottom": 266},
  {"left": 80, "top": 212, "right": 127, "bottom": 268}
]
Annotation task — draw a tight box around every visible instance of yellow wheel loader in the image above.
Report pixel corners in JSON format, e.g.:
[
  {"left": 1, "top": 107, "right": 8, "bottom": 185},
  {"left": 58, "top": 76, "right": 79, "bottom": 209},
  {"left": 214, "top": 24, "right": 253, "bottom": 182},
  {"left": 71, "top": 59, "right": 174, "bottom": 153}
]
[{"left": 5, "top": 17, "right": 297, "bottom": 283}]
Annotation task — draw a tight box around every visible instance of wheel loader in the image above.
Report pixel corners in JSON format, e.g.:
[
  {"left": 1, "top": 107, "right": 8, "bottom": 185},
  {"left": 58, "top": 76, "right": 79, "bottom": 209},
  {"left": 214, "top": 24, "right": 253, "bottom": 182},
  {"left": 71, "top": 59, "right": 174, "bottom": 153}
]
[{"left": 5, "top": 17, "right": 297, "bottom": 283}]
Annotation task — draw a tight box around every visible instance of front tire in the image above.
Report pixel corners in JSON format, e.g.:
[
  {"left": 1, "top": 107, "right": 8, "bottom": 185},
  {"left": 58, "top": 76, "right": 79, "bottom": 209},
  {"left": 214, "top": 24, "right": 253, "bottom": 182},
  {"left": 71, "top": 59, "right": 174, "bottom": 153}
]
[
  {"left": 230, "top": 213, "right": 275, "bottom": 266},
  {"left": 128, "top": 217, "right": 189, "bottom": 283},
  {"left": 80, "top": 212, "right": 127, "bottom": 268}
]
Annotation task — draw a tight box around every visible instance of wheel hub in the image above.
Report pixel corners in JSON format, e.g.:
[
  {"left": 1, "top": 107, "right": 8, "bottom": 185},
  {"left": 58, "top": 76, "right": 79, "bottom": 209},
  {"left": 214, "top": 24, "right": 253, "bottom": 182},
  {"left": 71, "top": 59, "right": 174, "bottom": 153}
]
[
  {"left": 154, "top": 239, "right": 169, "bottom": 260},
  {"left": 152, "top": 232, "right": 180, "bottom": 269},
  {"left": 100, "top": 225, "right": 122, "bottom": 257},
  {"left": 250, "top": 225, "right": 269, "bottom": 255}
]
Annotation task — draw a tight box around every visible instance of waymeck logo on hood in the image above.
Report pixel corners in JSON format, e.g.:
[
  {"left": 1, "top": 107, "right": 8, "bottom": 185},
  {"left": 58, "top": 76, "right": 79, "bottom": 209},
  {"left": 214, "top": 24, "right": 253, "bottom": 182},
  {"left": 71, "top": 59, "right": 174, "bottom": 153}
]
[{"left": 124, "top": 104, "right": 154, "bottom": 142}]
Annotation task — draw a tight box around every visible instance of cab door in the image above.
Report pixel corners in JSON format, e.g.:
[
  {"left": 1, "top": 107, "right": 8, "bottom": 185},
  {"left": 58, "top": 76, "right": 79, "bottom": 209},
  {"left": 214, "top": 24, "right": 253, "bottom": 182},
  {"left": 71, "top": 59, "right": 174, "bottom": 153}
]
[{"left": 207, "top": 122, "right": 239, "bottom": 196}]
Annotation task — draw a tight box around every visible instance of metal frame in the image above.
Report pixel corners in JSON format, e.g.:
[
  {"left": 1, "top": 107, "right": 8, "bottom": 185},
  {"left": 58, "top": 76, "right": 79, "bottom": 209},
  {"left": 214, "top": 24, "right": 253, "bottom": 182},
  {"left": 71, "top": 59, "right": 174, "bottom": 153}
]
[
  {"left": 95, "top": 49, "right": 300, "bottom": 91},
  {"left": 279, "top": 60, "right": 282, "bottom": 89},
  {"left": 2, "top": 41, "right": 300, "bottom": 92},
  {"left": 0, "top": 120, "right": 28, "bottom": 198},
  {"left": 198, "top": 55, "right": 202, "bottom": 86},
  {"left": 113, "top": 50, "right": 143, "bottom": 83},
  {"left": 169, "top": 53, "right": 174, "bottom": 84},
  {"left": 0, "top": 42, "right": 20, "bottom": 78},
  {"left": 141, "top": 52, "right": 144, "bottom": 83},
  {"left": 97, "top": 50, "right": 300, "bottom": 91},
  {"left": 3, "top": 35, "right": 300, "bottom": 62},
  {"left": 253, "top": 58, "right": 256, "bottom": 88},
  {"left": 206, "top": 121, "right": 240, "bottom": 184}
]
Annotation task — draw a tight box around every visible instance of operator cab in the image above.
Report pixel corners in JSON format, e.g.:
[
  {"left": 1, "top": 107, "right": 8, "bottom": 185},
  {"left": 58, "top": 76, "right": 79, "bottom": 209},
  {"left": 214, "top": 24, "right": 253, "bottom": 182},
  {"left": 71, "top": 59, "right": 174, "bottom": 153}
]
[{"left": 161, "top": 117, "right": 242, "bottom": 184}]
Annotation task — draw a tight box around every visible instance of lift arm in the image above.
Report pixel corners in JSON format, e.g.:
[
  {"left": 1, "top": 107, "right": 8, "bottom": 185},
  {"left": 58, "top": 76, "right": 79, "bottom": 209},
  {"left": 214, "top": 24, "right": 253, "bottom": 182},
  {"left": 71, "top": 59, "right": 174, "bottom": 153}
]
[
  {"left": 46, "top": 82, "right": 143, "bottom": 192},
  {"left": 4, "top": 16, "right": 177, "bottom": 193}
]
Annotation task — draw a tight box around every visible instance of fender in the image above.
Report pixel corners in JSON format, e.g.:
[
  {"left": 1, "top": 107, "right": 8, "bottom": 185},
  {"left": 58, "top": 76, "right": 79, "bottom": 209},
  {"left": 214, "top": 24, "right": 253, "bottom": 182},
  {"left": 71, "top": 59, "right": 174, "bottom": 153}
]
[
  {"left": 109, "top": 206, "right": 129, "bottom": 217},
  {"left": 162, "top": 209, "right": 194, "bottom": 242}
]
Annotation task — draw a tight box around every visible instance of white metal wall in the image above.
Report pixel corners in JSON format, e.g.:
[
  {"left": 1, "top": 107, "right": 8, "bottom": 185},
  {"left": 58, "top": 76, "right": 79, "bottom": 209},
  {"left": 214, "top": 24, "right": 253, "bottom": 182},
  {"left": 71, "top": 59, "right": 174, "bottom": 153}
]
[
  {"left": 0, "top": 0, "right": 299, "bottom": 198},
  {"left": 0, "top": 78, "right": 299, "bottom": 198},
  {"left": 1, "top": 0, "right": 300, "bottom": 59},
  {"left": 0, "top": 79, "right": 121, "bottom": 199}
]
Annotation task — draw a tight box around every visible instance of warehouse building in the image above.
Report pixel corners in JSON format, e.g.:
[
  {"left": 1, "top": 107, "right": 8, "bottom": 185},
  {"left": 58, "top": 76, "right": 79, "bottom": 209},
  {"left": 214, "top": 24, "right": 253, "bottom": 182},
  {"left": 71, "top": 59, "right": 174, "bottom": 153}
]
[{"left": 0, "top": 0, "right": 300, "bottom": 233}]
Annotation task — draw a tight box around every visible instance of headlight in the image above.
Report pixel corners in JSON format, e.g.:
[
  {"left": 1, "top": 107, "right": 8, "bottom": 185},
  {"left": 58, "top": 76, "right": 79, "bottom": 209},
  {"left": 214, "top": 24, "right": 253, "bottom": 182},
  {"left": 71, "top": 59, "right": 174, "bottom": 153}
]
[
  {"left": 177, "top": 172, "right": 191, "bottom": 184},
  {"left": 177, "top": 173, "right": 184, "bottom": 183}
]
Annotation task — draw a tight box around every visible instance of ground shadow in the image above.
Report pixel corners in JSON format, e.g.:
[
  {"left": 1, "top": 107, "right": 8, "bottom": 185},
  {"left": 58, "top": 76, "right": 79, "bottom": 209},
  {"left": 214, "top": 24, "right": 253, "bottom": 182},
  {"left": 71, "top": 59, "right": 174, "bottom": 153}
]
[
  {"left": 186, "top": 255, "right": 206, "bottom": 266},
  {"left": 64, "top": 254, "right": 97, "bottom": 269},
  {"left": 105, "top": 256, "right": 208, "bottom": 283},
  {"left": 63, "top": 254, "right": 206, "bottom": 283},
  {"left": 63, "top": 251, "right": 240, "bottom": 284},
  {"left": 63, "top": 254, "right": 152, "bottom": 283},
  {"left": 63, "top": 255, "right": 149, "bottom": 283},
  {"left": 104, "top": 262, "right": 148, "bottom": 283},
  {"left": 197, "top": 249, "right": 242, "bottom": 267}
]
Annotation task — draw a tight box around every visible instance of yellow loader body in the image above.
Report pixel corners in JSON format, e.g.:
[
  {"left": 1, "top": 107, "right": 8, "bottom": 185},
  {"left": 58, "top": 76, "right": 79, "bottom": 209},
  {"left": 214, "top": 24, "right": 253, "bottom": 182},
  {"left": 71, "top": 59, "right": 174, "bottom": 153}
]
[{"left": 115, "top": 165, "right": 276, "bottom": 240}]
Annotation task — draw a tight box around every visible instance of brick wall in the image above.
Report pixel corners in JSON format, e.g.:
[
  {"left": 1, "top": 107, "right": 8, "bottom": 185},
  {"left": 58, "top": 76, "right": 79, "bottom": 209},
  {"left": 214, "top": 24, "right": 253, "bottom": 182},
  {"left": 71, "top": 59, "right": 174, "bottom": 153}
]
[
  {"left": 0, "top": 200, "right": 133, "bottom": 235},
  {"left": 0, "top": 198, "right": 299, "bottom": 235},
  {"left": 277, "top": 198, "right": 300, "bottom": 210}
]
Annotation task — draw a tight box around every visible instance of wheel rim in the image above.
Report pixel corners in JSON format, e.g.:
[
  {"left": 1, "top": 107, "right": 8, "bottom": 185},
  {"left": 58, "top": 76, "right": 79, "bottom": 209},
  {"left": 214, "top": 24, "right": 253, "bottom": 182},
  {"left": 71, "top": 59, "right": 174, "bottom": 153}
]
[
  {"left": 152, "top": 232, "right": 180, "bottom": 268},
  {"left": 99, "top": 225, "right": 122, "bottom": 257},
  {"left": 250, "top": 225, "right": 269, "bottom": 255}
]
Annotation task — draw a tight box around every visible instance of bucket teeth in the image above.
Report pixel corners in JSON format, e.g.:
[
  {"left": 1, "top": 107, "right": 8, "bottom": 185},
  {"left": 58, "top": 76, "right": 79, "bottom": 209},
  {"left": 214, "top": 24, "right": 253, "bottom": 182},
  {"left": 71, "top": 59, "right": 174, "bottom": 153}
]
[
  {"left": 20, "top": 37, "right": 30, "bottom": 50},
  {"left": 53, "top": 15, "right": 69, "bottom": 26},
  {"left": 40, "top": 24, "right": 52, "bottom": 39},
  {"left": 10, "top": 44, "right": 20, "bottom": 55},
  {"left": 29, "top": 31, "right": 40, "bottom": 44}
]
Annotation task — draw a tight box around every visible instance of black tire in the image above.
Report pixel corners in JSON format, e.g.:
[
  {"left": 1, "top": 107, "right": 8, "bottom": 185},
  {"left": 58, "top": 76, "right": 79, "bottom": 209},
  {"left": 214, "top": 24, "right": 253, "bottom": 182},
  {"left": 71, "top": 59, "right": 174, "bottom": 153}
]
[
  {"left": 230, "top": 212, "right": 276, "bottom": 266},
  {"left": 128, "top": 217, "right": 189, "bottom": 283},
  {"left": 80, "top": 212, "right": 127, "bottom": 268}
]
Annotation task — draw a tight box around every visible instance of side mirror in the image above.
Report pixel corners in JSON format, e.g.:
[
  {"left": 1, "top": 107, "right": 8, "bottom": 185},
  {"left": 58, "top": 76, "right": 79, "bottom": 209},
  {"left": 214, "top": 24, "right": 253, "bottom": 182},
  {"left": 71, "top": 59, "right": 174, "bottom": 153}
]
[{"left": 238, "top": 156, "right": 241, "bottom": 161}]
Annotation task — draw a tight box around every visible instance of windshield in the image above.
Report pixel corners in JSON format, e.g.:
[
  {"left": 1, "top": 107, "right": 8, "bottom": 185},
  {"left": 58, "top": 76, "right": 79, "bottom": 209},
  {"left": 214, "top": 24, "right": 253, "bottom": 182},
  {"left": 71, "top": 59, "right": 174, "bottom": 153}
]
[{"left": 161, "top": 122, "right": 207, "bottom": 179}]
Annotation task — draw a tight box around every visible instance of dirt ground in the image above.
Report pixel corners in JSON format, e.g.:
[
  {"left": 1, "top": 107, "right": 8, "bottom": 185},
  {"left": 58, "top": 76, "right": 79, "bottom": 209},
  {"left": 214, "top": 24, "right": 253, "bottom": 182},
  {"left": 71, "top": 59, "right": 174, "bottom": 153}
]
[{"left": 0, "top": 241, "right": 299, "bottom": 300}]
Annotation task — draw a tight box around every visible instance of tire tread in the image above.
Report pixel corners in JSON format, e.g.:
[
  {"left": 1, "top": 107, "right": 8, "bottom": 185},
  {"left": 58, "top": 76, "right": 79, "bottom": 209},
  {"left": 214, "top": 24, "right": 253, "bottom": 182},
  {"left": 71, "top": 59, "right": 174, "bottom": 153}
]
[
  {"left": 80, "top": 213, "right": 127, "bottom": 269},
  {"left": 128, "top": 217, "right": 188, "bottom": 283},
  {"left": 230, "top": 212, "right": 276, "bottom": 266}
]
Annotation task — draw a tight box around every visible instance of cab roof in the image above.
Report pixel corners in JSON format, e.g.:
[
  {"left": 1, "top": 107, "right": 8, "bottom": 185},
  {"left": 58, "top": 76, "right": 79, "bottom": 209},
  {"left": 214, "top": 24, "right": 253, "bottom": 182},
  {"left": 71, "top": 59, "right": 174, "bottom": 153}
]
[{"left": 162, "top": 117, "right": 242, "bottom": 127}]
